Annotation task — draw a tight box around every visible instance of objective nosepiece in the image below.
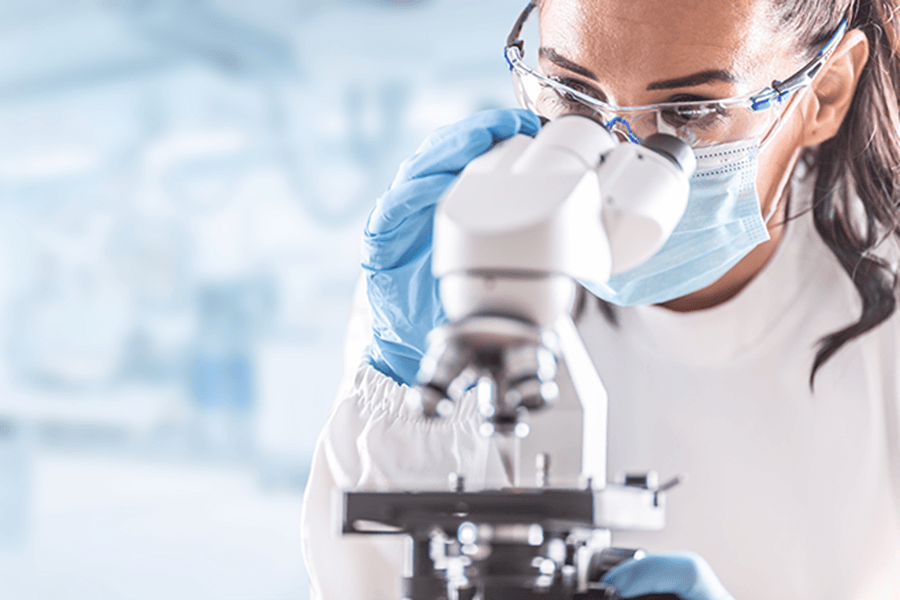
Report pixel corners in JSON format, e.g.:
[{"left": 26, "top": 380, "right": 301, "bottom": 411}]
[{"left": 413, "top": 317, "right": 561, "bottom": 435}]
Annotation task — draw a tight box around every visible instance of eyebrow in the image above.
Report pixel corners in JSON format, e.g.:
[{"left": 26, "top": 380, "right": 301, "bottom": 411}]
[
  {"left": 539, "top": 46, "right": 743, "bottom": 91},
  {"left": 540, "top": 47, "right": 600, "bottom": 81},
  {"left": 646, "top": 70, "right": 742, "bottom": 90}
]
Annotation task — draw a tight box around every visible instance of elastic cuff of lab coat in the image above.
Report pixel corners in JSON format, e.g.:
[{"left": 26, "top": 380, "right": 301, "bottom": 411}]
[{"left": 351, "top": 360, "right": 480, "bottom": 428}]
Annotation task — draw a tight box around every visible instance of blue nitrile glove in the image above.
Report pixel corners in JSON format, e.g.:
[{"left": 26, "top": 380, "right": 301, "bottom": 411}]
[
  {"left": 363, "top": 109, "right": 542, "bottom": 386},
  {"left": 601, "top": 553, "right": 734, "bottom": 600}
]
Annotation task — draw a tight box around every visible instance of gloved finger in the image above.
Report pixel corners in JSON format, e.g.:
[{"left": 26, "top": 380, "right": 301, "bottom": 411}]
[
  {"left": 369, "top": 110, "right": 541, "bottom": 235},
  {"left": 365, "top": 173, "right": 457, "bottom": 236},
  {"left": 392, "top": 109, "right": 541, "bottom": 185},
  {"left": 600, "top": 553, "right": 734, "bottom": 600},
  {"left": 414, "top": 108, "right": 541, "bottom": 156}
]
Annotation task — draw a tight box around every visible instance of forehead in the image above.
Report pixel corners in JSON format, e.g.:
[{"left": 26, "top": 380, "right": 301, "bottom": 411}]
[{"left": 539, "top": 0, "right": 788, "bottom": 88}]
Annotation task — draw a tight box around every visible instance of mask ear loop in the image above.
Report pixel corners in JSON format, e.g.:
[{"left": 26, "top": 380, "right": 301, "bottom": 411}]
[
  {"left": 763, "top": 182, "right": 784, "bottom": 224},
  {"left": 757, "top": 27, "right": 844, "bottom": 223},
  {"left": 758, "top": 88, "right": 810, "bottom": 225},
  {"left": 757, "top": 94, "right": 795, "bottom": 153},
  {"left": 758, "top": 49, "right": 827, "bottom": 152}
]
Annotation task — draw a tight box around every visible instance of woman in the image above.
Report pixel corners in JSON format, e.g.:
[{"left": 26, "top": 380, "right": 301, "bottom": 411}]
[{"left": 302, "top": 0, "right": 900, "bottom": 598}]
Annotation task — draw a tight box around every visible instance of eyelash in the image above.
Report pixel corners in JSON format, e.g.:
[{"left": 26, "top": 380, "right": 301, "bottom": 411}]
[{"left": 550, "top": 76, "right": 604, "bottom": 102}]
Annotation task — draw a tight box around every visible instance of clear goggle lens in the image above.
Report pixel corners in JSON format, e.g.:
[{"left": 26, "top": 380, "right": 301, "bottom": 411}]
[{"left": 509, "top": 52, "right": 780, "bottom": 149}]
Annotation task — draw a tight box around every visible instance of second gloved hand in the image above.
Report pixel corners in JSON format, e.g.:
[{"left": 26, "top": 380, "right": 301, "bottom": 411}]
[
  {"left": 363, "top": 109, "right": 542, "bottom": 386},
  {"left": 601, "top": 553, "right": 734, "bottom": 600}
]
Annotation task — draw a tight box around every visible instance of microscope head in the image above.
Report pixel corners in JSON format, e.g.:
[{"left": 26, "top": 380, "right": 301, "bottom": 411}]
[{"left": 413, "top": 116, "right": 694, "bottom": 445}]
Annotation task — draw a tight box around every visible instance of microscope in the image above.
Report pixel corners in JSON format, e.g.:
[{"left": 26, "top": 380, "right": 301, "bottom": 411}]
[{"left": 342, "top": 115, "right": 696, "bottom": 600}]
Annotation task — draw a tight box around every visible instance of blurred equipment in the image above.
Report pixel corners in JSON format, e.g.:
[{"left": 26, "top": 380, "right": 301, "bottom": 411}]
[
  {"left": 343, "top": 115, "right": 695, "bottom": 599},
  {"left": 121, "top": 0, "right": 295, "bottom": 76}
]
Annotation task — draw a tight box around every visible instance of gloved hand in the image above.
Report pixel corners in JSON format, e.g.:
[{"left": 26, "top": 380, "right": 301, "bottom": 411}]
[
  {"left": 601, "top": 553, "right": 735, "bottom": 600},
  {"left": 363, "top": 108, "right": 542, "bottom": 386}
]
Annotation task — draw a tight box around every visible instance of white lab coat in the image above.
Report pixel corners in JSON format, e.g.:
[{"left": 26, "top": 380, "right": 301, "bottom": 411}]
[{"left": 301, "top": 168, "right": 900, "bottom": 599}]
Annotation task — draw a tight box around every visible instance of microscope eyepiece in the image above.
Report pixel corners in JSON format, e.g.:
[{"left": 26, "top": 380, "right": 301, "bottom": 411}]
[{"left": 642, "top": 133, "right": 697, "bottom": 176}]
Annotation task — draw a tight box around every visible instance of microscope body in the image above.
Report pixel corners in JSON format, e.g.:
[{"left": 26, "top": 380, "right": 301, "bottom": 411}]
[
  {"left": 343, "top": 116, "right": 694, "bottom": 600},
  {"left": 423, "top": 116, "right": 691, "bottom": 484},
  {"left": 435, "top": 116, "right": 689, "bottom": 328}
]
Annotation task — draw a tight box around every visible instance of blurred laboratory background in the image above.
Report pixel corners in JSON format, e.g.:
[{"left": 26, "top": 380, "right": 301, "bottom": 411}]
[{"left": 0, "top": 0, "right": 524, "bottom": 598}]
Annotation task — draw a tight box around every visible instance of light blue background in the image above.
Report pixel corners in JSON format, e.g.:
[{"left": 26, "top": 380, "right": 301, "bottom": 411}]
[{"left": 0, "top": 1, "right": 525, "bottom": 598}]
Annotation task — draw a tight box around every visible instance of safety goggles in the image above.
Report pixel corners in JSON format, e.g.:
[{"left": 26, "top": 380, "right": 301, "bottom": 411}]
[{"left": 505, "top": 2, "right": 848, "bottom": 148}]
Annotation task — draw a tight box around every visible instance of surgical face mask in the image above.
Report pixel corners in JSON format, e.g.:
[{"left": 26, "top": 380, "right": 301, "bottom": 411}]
[{"left": 581, "top": 136, "right": 778, "bottom": 306}]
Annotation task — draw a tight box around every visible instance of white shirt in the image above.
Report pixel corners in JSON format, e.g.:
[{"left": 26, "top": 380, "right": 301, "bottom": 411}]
[{"left": 301, "top": 170, "right": 900, "bottom": 599}]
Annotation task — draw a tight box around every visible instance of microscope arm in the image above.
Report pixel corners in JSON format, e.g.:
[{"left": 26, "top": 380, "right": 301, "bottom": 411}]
[{"left": 554, "top": 313, "right": 607, "bottom": 487}]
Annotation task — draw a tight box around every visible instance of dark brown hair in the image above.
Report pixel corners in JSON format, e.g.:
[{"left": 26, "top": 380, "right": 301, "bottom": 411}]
[{"left": 773, "top": 0, "right": 900, "bottom": 387}]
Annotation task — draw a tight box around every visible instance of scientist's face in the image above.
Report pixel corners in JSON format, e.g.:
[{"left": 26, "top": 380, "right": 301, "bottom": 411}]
[{"left": 538, "top": 0, "right": 808, "bottom": 227}]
